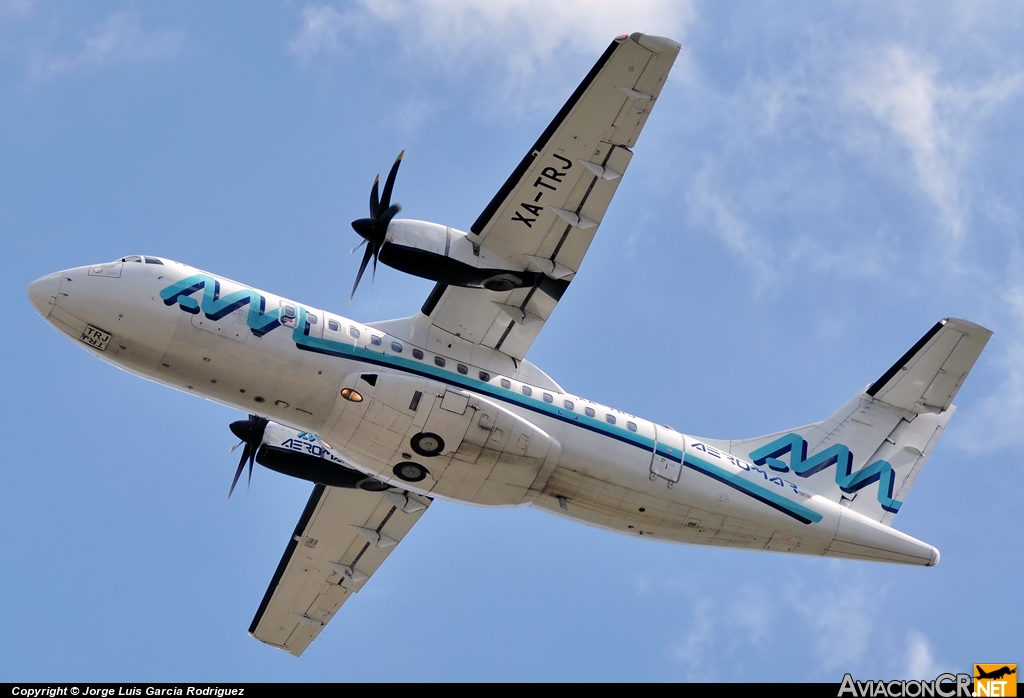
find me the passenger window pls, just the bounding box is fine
[370,336,382,346]
[564,400,574,410]
[307,313,318,325]
[606,414,616,425]
[479,371,491,382]
[391,341,403,353]
[543,393,553,403]
[348,327,360,339]
[627,421,638,432]
[413,348,423,360]
[434,356,446,367]
[328,320,340,332]
[522,386,532,396]
[585,407,596,418]
[500,379,511,389]
[283,305,296,318]
[457,364,468,375]
[144,257,163,265]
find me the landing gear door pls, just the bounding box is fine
[650,425,685,485]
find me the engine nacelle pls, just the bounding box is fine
[381,219,563,292]
[256,420,389,491]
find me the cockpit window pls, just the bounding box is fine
[144,257,164,265]
[121,256,143,263]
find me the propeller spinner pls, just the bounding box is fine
[227,414,269,500]
[349,150,404,301]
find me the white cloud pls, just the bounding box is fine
[666,597,719,681]
[901,630,946,679]
[0,0,33,18]
[30,11,183,80]
[687,163,777,294]
[951,285,1024,453]
[656,566,951,681]
[287,4,348,64]
[792,583,875,674]
[288,0,695,84]
[842,45,1024,240]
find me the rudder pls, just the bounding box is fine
[704,318,991,525]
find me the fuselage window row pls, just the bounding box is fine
[332,319,648,438]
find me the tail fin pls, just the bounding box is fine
[708,318,992,525]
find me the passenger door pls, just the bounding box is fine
[650,424,685,485]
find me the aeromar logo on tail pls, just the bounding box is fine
[748,433,903,513]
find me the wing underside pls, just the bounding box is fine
[404,33,680,362]
[249,483,430,656]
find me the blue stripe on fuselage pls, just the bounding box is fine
[288,309,821,524]
[682,454,822,524]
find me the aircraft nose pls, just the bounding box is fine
[28,272,61,319]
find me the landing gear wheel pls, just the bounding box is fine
[410,432,445,457]
[393,462,428,483]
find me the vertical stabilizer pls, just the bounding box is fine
[706,318,991,525]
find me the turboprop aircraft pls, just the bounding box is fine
[27,32,992,657]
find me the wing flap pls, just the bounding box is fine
[249,484,431,656]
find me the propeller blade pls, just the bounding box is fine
[349,151,405,302]
[349,243,374,303]
[246,448,256,490]
[229,439,243,453]
[226,415,268,500]
[379,151,404,211]
[379,203,401,234]
[228,444,249,500]
[369,174,381,219]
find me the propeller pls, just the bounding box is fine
[227,414,269,500]
[349,150,404,301]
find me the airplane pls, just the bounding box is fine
[27,32,993,657]
[976,666,1017,681]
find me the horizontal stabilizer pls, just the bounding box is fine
[866,318,992,414]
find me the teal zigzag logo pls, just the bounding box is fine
[747,434,902,513]
[159,273,283,336]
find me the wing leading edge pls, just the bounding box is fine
[249,484,431,656]
[377,33,680,363]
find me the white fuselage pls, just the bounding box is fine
[28,257,940,566]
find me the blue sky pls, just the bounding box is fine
[3,0,1022,682]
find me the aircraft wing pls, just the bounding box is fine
[249,483,431,656]
[416,32,680,361]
